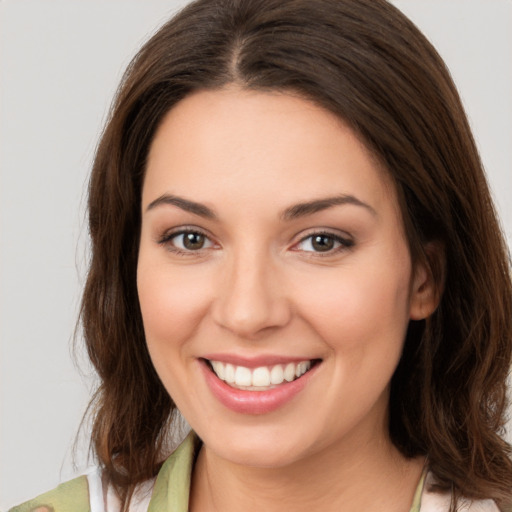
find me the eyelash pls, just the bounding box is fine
[157,227,214,256]
[157,228,354,256]
[293,231,354,256]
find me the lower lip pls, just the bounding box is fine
[200,360,319,415]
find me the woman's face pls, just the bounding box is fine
[137,88,431,468]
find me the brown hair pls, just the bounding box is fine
[81,0,512,509]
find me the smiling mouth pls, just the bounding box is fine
[204,359,321,391]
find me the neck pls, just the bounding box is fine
[189,426,425,512]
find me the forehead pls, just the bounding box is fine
[143,87,397,219]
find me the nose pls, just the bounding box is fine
[211,247,291,339]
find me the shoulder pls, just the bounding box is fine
[6,433,198,512]
[7,467,155,512]
[8,475,90,512]
[420,471,500,512]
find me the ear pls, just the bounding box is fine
[409,242,445,321]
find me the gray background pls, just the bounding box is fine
[1,0,511,507]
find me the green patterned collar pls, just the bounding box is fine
[147,431,200,512]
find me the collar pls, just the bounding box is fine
[147,431,430,512]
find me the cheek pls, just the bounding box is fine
[290,258,413,430]
[136,258,216,408]
[136,259,212,350]
[291,258,412,354]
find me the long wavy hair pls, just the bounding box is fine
[80,0,512,509]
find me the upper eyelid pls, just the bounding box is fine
[157,228,217,255]
[291,230,354,253]
[294,228,353,243]
[157,225,212,242]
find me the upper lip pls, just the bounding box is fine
[201,353,321,368]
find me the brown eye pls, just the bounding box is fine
[182,232,206,250]
[163,230,214,252]
[295,232,354,254]
[311,234,335,252]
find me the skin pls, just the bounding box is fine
[137,87,439,511]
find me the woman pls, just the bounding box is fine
[10,0,512,511]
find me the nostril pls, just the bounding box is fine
[211,262,292,337]
[211,292,292,338]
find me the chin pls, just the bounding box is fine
[194,420,321,469]
[215,441,305,468]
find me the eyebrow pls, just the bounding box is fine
[145,193,376,220]
[146,194,217,219]
[281,195,377,220]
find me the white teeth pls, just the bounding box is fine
[211,361,225,380]
[270,364,284,385]
[284,363,296,382]
[209,359,314,389]
[225,363,235,383]
[252,366,270,387]
[234,366,252,386]
[296,361,310,377]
